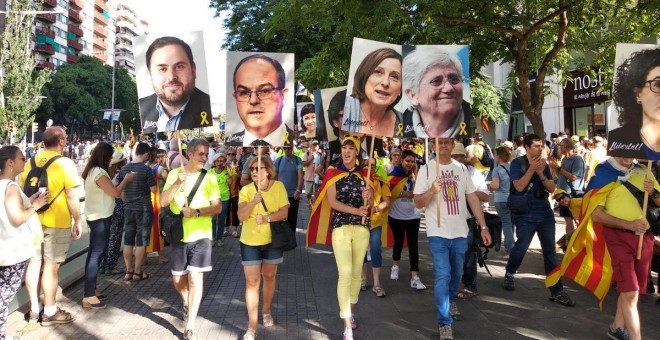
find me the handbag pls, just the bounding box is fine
[620,180,660,235]
[254,183,297,251]
[160,170,207,244]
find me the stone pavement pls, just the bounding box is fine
[6,201,660,339]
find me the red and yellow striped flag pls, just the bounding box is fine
[546,182,618,308]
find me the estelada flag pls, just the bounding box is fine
[545,182,617,308]
[306,166,374,247]
[367,174,395,248]
[378,172,416,248]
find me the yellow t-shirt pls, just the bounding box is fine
[20,150,80,228]
[239,181,290,246]
[163,168,220,243]
[600,170,660,222]
[370,178,391,228]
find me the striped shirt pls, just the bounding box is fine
[119,162,156,211]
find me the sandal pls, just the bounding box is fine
[457,288,478,299]
[360,279,369,291]
[263,313,274,327]
[123,271,134,281]
[132,272,150,281]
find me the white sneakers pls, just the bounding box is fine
[411,276,427,290]
[390,265,400,280]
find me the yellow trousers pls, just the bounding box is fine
[332,225,369,319]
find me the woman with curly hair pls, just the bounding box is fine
[608,47,660,160]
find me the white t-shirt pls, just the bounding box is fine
[84,167,115,220]
[413,159,476,239]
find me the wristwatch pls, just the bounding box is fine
[267,215,272,223]
[195,209,201,217]
[480,225,489,230]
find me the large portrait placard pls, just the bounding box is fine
[342,38,403,138]
[401,44,471,139]
[607,43,660,160]
[224,52,295,147]
[134,31,213,134]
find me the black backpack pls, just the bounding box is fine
[23,156,64,213]
[479,142,495,168]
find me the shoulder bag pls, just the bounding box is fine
[620,180,660,235]
[161,170,207,244]
[254,182,297,251]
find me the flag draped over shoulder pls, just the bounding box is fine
[381,166,414,248]
[368,174,395,248]
[546,181,618,308]
[306,166,372,247]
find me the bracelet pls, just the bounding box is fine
[651,189,660,199]
[480,226,489,230]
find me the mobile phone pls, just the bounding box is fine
[39,187,47,194]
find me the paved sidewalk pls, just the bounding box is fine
[7,202,660,339]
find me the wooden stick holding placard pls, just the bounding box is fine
[362,136,375,225]
[177,131,188,208]
[257,147,262,229]
[425,138,429,164]
[435,139,441,225]
[636,160,653,260]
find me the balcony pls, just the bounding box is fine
[36,27,55,39]
[69,9,82,23]
[117,43,133,53]
[68,24,84,37]
[95,0,109,12]
[70,0,84,10]
[117,21,137,35]
[36,13,56,23]
[94,24,108,38]
[43,0,56,8]
[67,55,79,63]
[96,53,108,63]
[94,11,109,25]
[68,39,83,51]
[36,60,55,70]
[93,38,107,50]
[34,44,55,55]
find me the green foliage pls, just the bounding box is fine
[211,0,660,136]
[470,76,508,123]
[0,0,51,142]
[37,56,139,140]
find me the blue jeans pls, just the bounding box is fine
[494,201,515,251]
[462,228,477,292]
[367,227,383,268]
[212,200,230,240]
[506,200,563,295]
[428,236,467,326]
[84,217,111,297]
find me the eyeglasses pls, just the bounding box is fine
[643,79,660,94]
[227,153,236,155]
[249,166,266,172]
[422,74,463,88]
[555,194,569,200]
[233,87,283,102]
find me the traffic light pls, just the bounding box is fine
[32,122,38,133]
[8,120,15,134]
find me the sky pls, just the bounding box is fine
[130,0,227,52]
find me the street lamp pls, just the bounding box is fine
[95,50,132,142]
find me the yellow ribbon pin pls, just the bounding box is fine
[396,123,403,136]
[200,111,210,125]
[459,122,467,136]
[283,131,290,145]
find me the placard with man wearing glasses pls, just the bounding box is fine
[225,52,295,147]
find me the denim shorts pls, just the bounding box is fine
[123,208,153,247]
[240,242,283,266]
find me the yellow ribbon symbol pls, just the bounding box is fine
[396,123,403,136]
[459,122,467,136]
[283,131,290,145]
[200,111,210,125]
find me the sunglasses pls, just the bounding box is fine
[249,166,266,172]
[227,153,236,155]
[555,194,569,200]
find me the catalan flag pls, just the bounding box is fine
[306,166,374,247]
[381,171,413,248]
[545,182,618,308]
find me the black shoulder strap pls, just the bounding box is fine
[186,169,207,205]
[500,164,510,176]
[620,180,644,207]
[253,181,271,212]
[37,155,62,170]
[275,157,283,172]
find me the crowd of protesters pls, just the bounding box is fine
[1,127,659,340]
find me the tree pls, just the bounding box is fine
[0,0,51,142]
[37,55,139,140]
[211,0,660,136]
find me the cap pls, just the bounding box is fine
[570,135,580,142]
[593,136,603,144]
[502,141,514,149]
[552,189,568,200]
[342,135,361,147]
[205,132,215,139]
[110,150,126,165]
[451,142,466,156]
[212,152,226,163]
[282,145,293,149]
[312,140,319,144]
[302,142,309,148]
